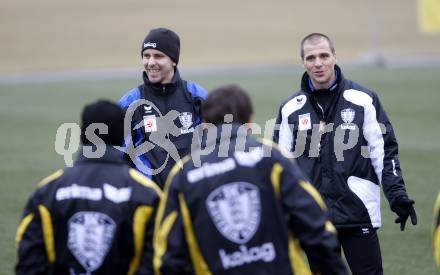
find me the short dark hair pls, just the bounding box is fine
[80,100,124,146]
[300,33,335,59]
[202,85,253,126]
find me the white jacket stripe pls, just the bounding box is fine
[347,176,381,227]
[343,89,384,184]
[279,96,307,153]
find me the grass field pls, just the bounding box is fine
[2,0,440,73]
[1,67,439,274]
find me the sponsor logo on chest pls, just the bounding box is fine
[142,111,194,134]
[298,113,312,131]
[143,115,158,133]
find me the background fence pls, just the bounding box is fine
[1,0,439,73]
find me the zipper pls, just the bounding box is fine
[163,85,171,139]
[317,102,325,118]
[315,101,325,163]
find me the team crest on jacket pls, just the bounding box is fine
[341,108,356,130]
[206,182,261,244]
[341,108,355,123]
[67,212,116,272]
[179,112,194,134]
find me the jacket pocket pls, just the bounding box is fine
[345,176,381,227]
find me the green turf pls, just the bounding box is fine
[1,67,439,274]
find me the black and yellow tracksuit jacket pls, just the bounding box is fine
[154,125,348,275]
[15,147,162,275]
[434,192,440,269]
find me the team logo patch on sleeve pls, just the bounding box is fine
[206,182,261,244]
[67,212,116,273]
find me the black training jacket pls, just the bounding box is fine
[274,65,410,228]
[15,147,162,275]
[119,69,207,188]
[154,125,348,275]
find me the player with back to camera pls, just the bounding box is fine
[154,84,349,275]
[16,100,161,275]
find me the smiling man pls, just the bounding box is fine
[119,28,207,188]
[274,33,417,275]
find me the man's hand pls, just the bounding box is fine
[392,198,417,231]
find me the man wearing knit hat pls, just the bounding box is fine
[119,27,207,188]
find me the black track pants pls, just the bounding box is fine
[338,227,383,275]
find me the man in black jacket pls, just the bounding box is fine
[119,27,207,189]
[15,100,162,275]
[274,33,417,275]
[154,85,348,275]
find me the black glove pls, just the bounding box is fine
[392,198,417,231]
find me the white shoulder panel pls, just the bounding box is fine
[343,89,384,184]
[278,95,307,153]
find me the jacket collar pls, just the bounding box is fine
[142,68,182,95]
[75,145,127,165]
[301,64,344,94]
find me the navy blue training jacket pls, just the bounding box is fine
[119,69,207,188]
[274,65,410,228]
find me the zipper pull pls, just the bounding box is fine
[317,102,324,118]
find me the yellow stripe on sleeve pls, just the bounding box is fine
[38,170,63,188]
[38,205,55,263]
[15,213,34,248]
[435,226,440,268]
[179,194,212,275]
[127,206,154,275]
[434,193,440,227]
[155,155,191,231]
[129,168,163,197]
[434,193,440,268]
[271,163,283,199]
[325,220,337,234]
[153,211,177,275]
[299,180,327,210]
[287,233,312,275]
[153,156,191,275]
